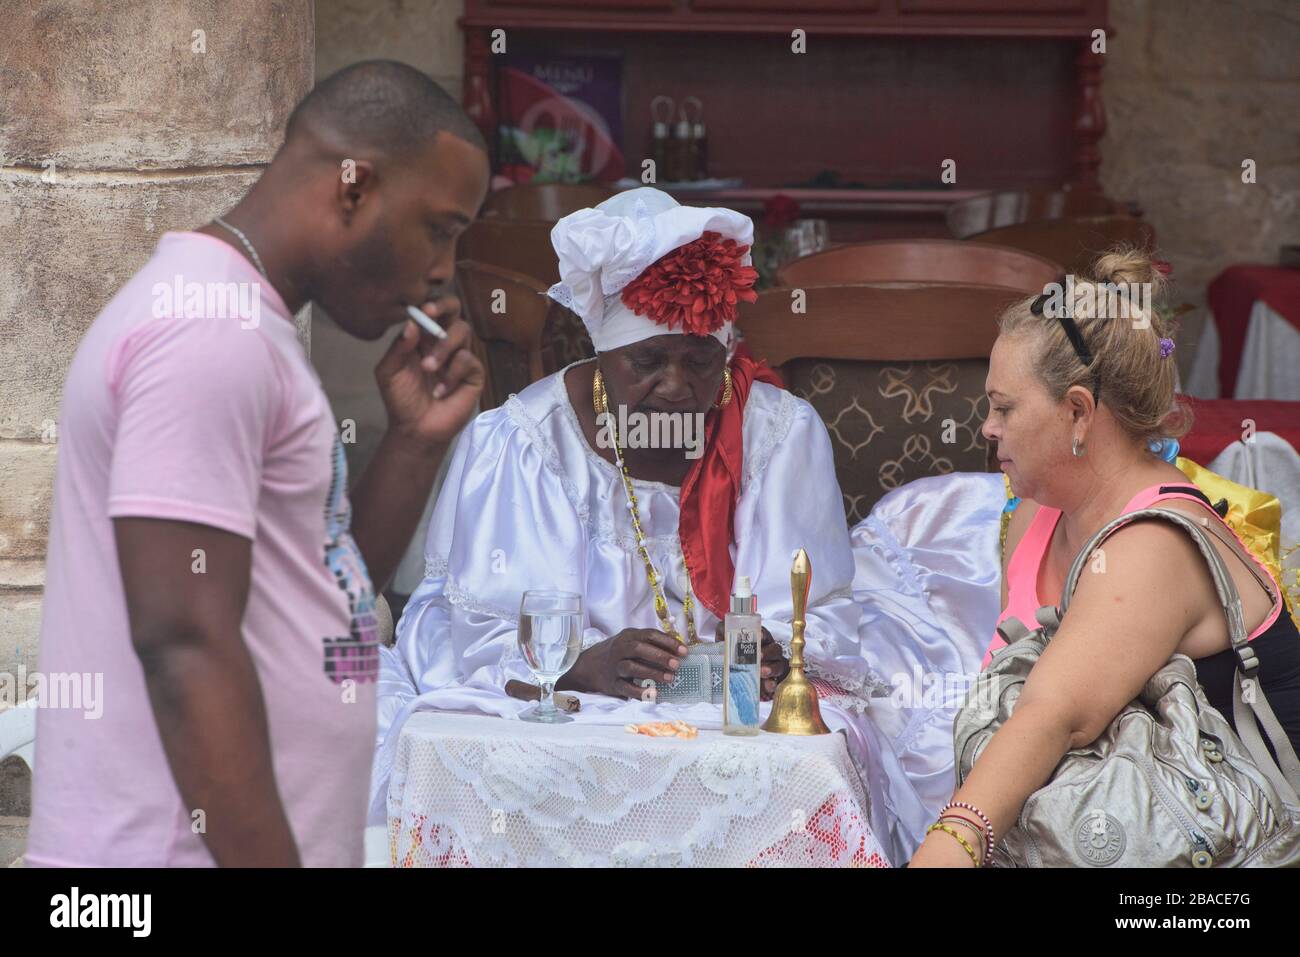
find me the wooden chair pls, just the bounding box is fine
[456,260,596,408]
[967,215,1156,279]
[946,188,1133,240]
[482,183,616,221]
[544,299,596,371]
[459,219,560,286]
[738,283,1008,523]
[776,238,1061,294]
[456,260,553,410]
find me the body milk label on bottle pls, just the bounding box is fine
[724,576,761,734]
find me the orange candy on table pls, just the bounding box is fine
[623,720,699,739]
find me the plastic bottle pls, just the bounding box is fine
[723,576,762,735]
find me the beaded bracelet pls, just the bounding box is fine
[941,801,995,865]
[938,815,986,851]
[926,822,981,867]
[941,811,993,866]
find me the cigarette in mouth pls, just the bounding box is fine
[406,303,448,340]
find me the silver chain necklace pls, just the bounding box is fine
[214,217,268,279]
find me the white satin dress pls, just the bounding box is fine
[371,360,1004,864]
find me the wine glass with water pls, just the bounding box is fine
[517,590,583,724]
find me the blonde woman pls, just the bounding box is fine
[910,249,1300,867]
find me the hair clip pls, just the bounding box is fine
[1029,276,1100,403]
[1159,337,1175,359]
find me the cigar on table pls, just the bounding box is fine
[505,680,580,713]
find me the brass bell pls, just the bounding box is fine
[762,549,831,735]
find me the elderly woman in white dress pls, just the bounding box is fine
[369,187,944,863]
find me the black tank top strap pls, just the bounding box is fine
[1141,483,1276,601]
[1155,483,1229,517]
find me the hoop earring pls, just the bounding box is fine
[1072,436,1085,458]
[714,367,734,409]
[593,367,608,415]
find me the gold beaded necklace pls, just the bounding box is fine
[594,368,700,646]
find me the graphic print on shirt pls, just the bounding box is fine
[322,432,380,684]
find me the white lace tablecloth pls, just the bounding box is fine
[386,711,891,868]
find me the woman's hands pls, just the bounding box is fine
[559,628,688,700]
[375,298,483,450]
[559,623,791,701]
[758,630,790,700]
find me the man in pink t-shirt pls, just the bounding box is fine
[26,61,488,866]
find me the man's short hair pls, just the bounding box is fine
[285,59,487,159]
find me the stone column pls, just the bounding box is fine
[0,0,313,855]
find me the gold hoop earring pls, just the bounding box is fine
[593,367,608,415]
[715,367,734,409]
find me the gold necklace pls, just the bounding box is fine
[594,368,700,645]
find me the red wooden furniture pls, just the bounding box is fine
[461,1,1112,241]
[482,183,617,220]
[946,187,1134,239]
[458,219,560,285]
[739,282,1011,367]
[776,238,1061,291]
[736,281,1011,519]
[967,215,1155,279]
[456,260,552,410]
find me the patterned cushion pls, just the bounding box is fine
[785,358,993,524]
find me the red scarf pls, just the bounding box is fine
[679,351,784,619]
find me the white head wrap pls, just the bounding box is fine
[546,187,755,353]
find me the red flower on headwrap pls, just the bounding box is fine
[620,231,759,336]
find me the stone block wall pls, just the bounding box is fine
[312,0,466,481]
[1102,0,1300,382]
[0,0,314,862]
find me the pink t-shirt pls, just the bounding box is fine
[27,232,379,867]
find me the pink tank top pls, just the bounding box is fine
[985,483,1284,668]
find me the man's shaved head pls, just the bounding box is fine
[284,59,487,158]
[247,59,489,340]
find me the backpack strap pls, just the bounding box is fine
[995,616,1034,647]
[1052,505,1300,801]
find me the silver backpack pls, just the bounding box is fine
[954,505,1300,867]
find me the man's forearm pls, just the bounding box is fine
[137,637,300,866]
[349,428,448,593]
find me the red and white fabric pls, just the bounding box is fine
[1186,266,1300,400]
